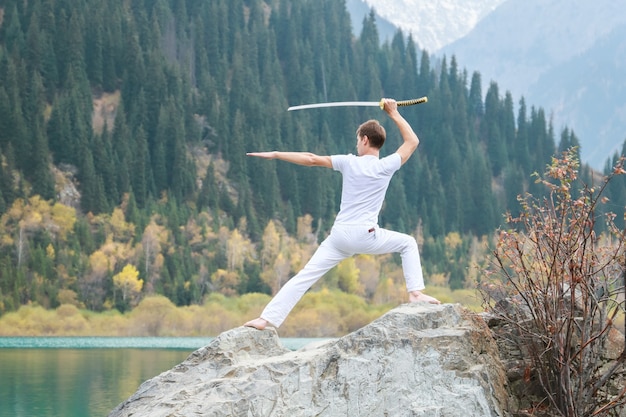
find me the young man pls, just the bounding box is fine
[244,98,440,330]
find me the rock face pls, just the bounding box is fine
[108,303,510,417]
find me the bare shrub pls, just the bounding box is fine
[483,149,626,416]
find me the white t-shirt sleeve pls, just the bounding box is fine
[331,154,352,172]
[382,152,402,173]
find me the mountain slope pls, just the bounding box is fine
[346,0,398,42]
[354,0,504,52]
[528,23,626,166]
[439,0,626,168]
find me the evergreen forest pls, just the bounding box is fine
[1,0,626,325]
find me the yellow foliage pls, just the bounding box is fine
[288,242,304,272]
[428,272,448,287]
[337,257,363,295]
[445,231,462,251]
[57,289,81,307]
[46,243,55,259]
[183,217,205,248]
[279,289,380,337]
[260,252,290,295]
[129,295,176,336]
[56,304,89,334]
[236,292,271,316]
[0,285,483,337]
[0,304,58,335]
[354,254,380,299]
[261,220,281,268]
[296,214,315,243]
[282,308,341,337]
[423,287,483,311]
[56,303,80,318]
[89,250,109,275]
[1,234,13,246]
[110,207,135,242]
[113,264,143,303]
[100,238,135,270]
[51,202,76,241]
[6,198,26,221]
[141,218,169,287]
[198,303,240,334]
[210,268,240,296]
[86,310,129,335]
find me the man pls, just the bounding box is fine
[244,98,440,331]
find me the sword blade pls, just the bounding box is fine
[287,101,380,111]
[287,96,427,111]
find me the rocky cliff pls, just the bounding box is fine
[108,303,510,416]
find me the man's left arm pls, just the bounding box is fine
[247,151,332,168]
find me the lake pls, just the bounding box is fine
[0,336,323,417]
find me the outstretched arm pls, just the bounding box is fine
[381,98,420,165]
[247,151,332,168]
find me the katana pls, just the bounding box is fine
[287,96,427,111]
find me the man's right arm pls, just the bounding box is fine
[381,99,420,165]
[247,151,332,168]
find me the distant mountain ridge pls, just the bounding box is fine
[524,22,626,168]
[350,0,504,52]
[351,0,626,169]
[346,0,399,43]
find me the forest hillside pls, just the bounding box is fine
[1,0,625,329]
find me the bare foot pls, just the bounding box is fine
[409,291,441,304]
[244,317,268,330]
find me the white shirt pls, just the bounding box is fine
[331,153,401,226]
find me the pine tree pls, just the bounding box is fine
[514,98,531,174]
[198,163,218,211]
[468,72,484,119]
[92,126,119,206]
[131,125,150,207]
[483,82,507,176]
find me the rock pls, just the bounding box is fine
[108,303,510,417]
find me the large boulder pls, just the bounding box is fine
[109,303,510,416]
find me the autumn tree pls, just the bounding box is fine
[210,268,239,296]
[79,250,109,311]
[337,257,363,295]
[50,202,77,242]
[261,220,280,270]
[261,252,291,296]
[217,227,254,284]
[129,295,177,336]
[140,217,168,293]
[113,264,143,311]
[258,220,288,295]
[354,254,380,299]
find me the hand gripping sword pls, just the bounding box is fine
[287,96,427,111]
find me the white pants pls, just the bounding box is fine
[260,224,425,327]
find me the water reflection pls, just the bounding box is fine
[1,348,191,417]
[0,337,327,417]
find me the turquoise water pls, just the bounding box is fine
[0,337,326,417]
[0,336,213,349]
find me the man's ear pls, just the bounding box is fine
[362,135,369,146]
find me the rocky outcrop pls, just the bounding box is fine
[108,303,510,417]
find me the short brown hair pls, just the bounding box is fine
[356,120,386,149]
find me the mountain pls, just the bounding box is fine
[348,0,504,52]
[351,0,626,169]
[438,0,626,169]
[346,0,398,42]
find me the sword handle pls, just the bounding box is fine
[379,96,428,109]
